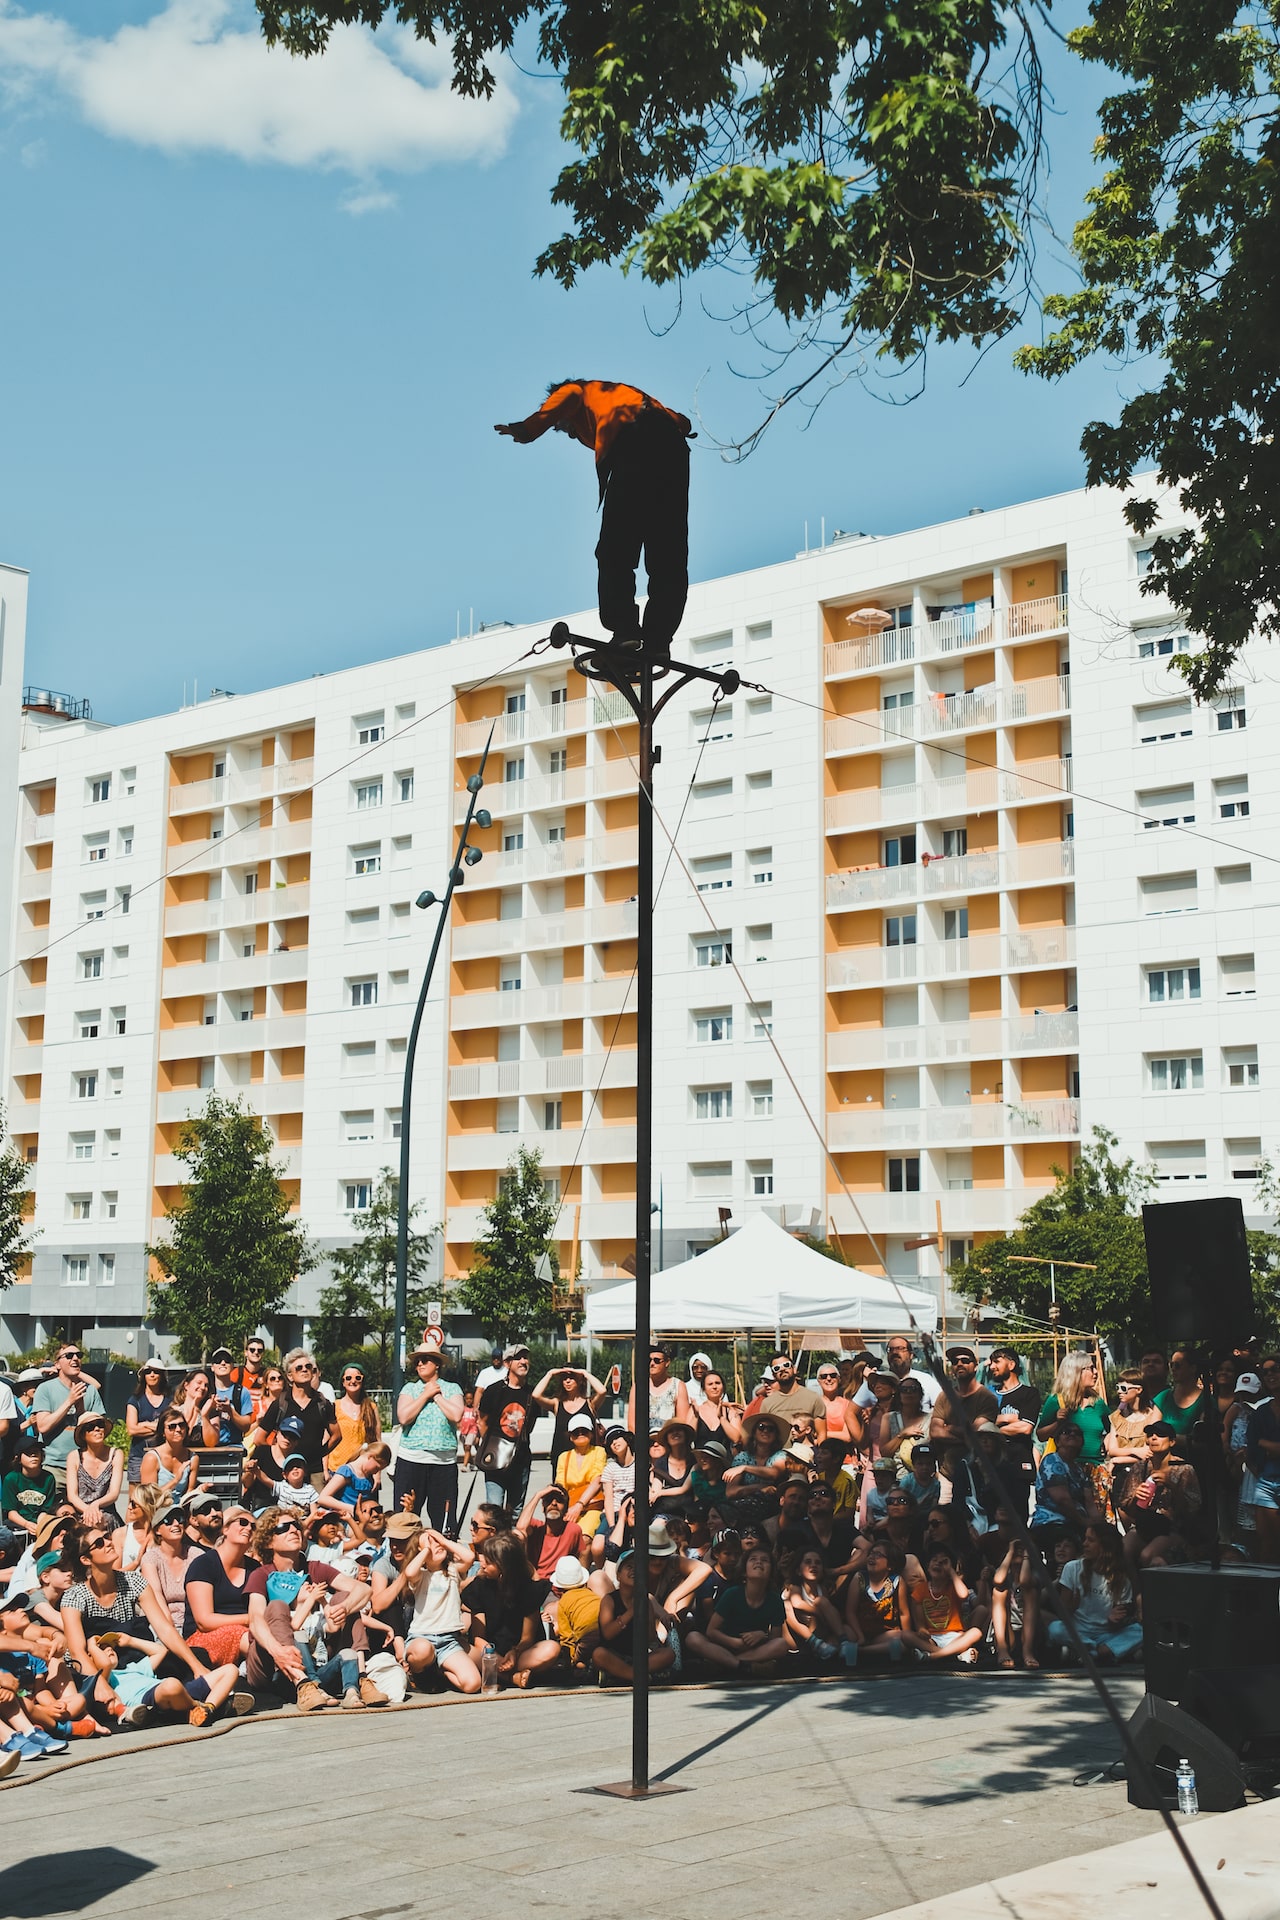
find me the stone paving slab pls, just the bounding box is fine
[0,1673,1164,1920]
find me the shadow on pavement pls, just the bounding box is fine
[0,1847,155,1917]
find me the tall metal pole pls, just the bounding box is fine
[391,734,493,1401]
[630,659,654,1791]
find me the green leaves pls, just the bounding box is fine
[147,1094,315,1361]
[312,1170,438,1386]
[1018,0,1280,697]
[0,1105,35,1294]
[457,1145,562,1343]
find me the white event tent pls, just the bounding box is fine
[582,1211,938,1338]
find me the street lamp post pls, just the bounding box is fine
[391,729,494,1401]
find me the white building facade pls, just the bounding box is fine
[1,480,1274,1355]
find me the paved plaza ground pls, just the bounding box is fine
[0,1671,1164,1919]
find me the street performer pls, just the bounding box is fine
[495,379,693,660]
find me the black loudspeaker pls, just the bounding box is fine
[1185,1666,1280,1766]
[1124,1692,1247,1810]
[1141,1565,1280,1702]
[1142,1195,1253,1349]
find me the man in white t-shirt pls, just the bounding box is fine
[852,1335,938,1412]
[473,1350,506,1396]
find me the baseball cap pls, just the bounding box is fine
[502,1342,530,1361]
[384,1512,423,1540]
[694,1438,729,1463]
[283,1454,308,1470]
[946,1345,977,1364]
[988,1345,1020,1364]
[1,1592,38,1616]
[566,1413,594,1435]
[210,1347,234,1363]
[278,1415,305,1439]
[1235,1372,1263,1397]
[35,1553,62,1575]
[183,1491,223,1516]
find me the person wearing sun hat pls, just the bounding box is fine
[548,1553,602,1671]
[552,1412,607,1536]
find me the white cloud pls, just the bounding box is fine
[0,0,518,174]
[339,185,396,216]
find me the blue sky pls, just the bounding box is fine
[0,1,1135,723]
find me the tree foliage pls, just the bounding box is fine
[147,1095,315,1361]
[257,0,1042,376]
[952,1127,1280,1346]
[457,1145,560,1343]
[311,1170,438,1386]
[0,1105,35,1293]
[1016,0,1280,697]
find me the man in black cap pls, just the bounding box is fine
[209,1348,253,1450]
[929,1346,999,1452]
[988,1346,1041,1505]
[477,1345,534,1512]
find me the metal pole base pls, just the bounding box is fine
[579,1781,691,1801]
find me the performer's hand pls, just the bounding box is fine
[494,421,535,442]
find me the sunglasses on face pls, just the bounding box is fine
[62,1352,82,1362]
[83,1535,112,1551]
[273,1521,301,1536]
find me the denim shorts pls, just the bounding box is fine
[1248,1479,1280,1513]
[408,1629,468,1661]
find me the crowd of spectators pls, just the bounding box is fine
[0,1325,1276,1775]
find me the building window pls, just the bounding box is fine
[76,1073,98,1101]
[689,1162,732,1198]
[549,749,568,775]
[1148,1055,1203,1092]
[71,1133,95,1161]
[885,915,917,947]
[746,696,772,733]
[342,1041,377,1075]
[748,847,773,886]
[543,1099,563,1131]
[1215,775,1250,819]
[82,894,106,921]
[352,845,381,876]
[355,782,383,810]
[349,978,378,1008]
[397,772,415,802]
[102,1192,118,1220]
[346,908,380,940]
[1141,872,1197,916]
[98,1252,116,1282]
[749,1080,773,1117]
[943,908,968,941]
[1135,698,1192,743]
[387,1109,403,1140]
[749,1162,774,1196]
[86,836,109,863]
[694,936,732,968]
[746,924,772,962]
[749,1001,773,1039]
[116,886,131,914]
[345,1182,373,1211]
[694,854,733,893]
[90,776,111,803]
[118,830,133,857]
[1221,953,1256,997]
[506,756,526,783]
[496,1100,519,1135]
[70,1195,93,1221]
[1216,691,1247,731]
[504,831,524,854]
[694,1087,732,1120]
[1149,1140,1207,1182]
[357,719,384,745]
[104,1130,120,1158]
[78,1012,100,1039]
[1227,1138,1263,1181]
[1146,966,1200,1004]
[344,1112,375,1141]
[693,705,734,744]
[694,1011,732,1045]
[888,1156,920,1192]
[112,1010,126,1036]
[506,691,527,715]
[1224,1046,1260,1089]
[746,771,772,795]
[1138,783,1195,829]
[1137,629,1191,658]
[64,1256,90,1286]
[500,961,522,992]
[884,833,917,867]
[693,778,734,808]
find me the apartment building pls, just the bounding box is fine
[1,479,1274,1356]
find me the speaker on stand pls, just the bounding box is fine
[1124,1693,1248,1810]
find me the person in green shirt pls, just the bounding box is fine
[2,1437,58,1541]
[1036,1353,1109,1464]
[1153,1347,1205,1436]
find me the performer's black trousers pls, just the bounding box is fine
[596,415,690,646]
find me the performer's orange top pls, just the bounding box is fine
[503,381,692,468]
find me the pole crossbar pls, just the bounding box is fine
[549,626,738,1798]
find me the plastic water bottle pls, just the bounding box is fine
[1176,1758,1199,1816]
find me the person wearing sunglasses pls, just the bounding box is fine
[183,1507,257,1668]
[139,1412,204,1501]
[140,1503,198,1632]
[255,1351,340,1485]
[65,1411,125,1532]
[31,1347,107,1492]
[626,1345,692,1437]
[243,1509,378,1710]
[325,1362,382,1477]
[125,1364,169,1486]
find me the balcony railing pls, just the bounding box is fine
[825,843,1072,911]
[447,976,635,1030]
[450,899,639,961]
[446,1123,637,1172]
[454,691,635,759]
[826,1097,1079,1150]
[447,1052,637,1100]
[165,881,311,936]
[826,1011,1079,1069]
[825,595,1069,678]
[826,926,1073,989]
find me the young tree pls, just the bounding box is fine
[0,1106,36,1293]
[147,1095,315,1361]
[953,1127,1280,1345]
[311,1171,438,1386]
[457,1145,560,1344]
